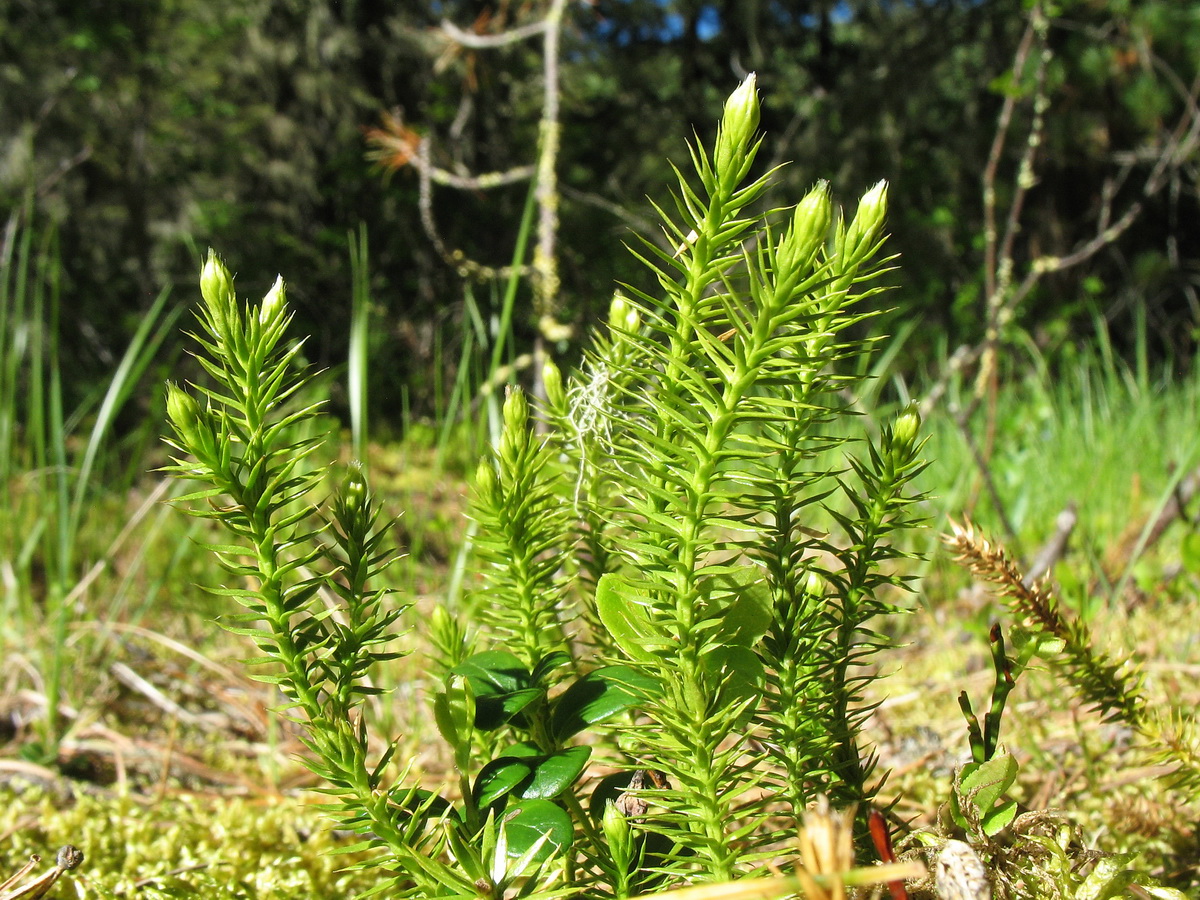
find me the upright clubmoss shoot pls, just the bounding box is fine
[164,80,928,899]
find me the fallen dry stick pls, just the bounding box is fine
[0,846,84,900]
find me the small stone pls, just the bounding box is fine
[935,840,991,900]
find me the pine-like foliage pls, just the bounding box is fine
[540,75,927,879]
[165,76,930,900]
[470,389,572,673]
[163,256,462,895]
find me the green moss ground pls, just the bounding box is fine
[0,788,382,900]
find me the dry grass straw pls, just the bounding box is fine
[0,845,82,900]
[630,796,923,900]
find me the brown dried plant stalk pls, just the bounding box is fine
[0,846,83,900]
[637,796,922,900]
[944,519,1200,795]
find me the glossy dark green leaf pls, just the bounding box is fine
[501,799,573,862]
[550,665,661,741]
[531,650,573,685]
[474,757,535,809]
[451,651,542,729]
[523,745,591,799]
[453,650,531,693]
[474,745,592,810]
[480,688,543,730]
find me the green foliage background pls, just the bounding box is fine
[3,0,1198,418]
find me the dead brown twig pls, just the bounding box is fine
[924,5,1200,554]
[0,846,83,900]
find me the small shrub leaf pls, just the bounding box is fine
[501,799,573,862]
[952,752,1019,835]
[474,758,535,809]
[451,651,543,729]
[523,746,591,799]
[550,665,660,740]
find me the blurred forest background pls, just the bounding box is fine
[2,0,1198,426]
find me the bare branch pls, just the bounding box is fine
[365,109,535,189]
[995,38,1049,300]
[440,17,547,49]
[428,163,536,191]
[560,185,665,248]
[533,0,567,322]
[415,137,533,284]
[377,1,571,348]
[981,14,1039,302]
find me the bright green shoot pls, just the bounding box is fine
[165,76,925,898]
[537,74,924,878]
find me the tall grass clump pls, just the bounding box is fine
[164,76,928,898]
[0,207,181,757]
[921,325,1200,593]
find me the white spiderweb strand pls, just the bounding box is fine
[566,360,614,510]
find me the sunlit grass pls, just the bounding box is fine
[1,215,1197,896]
[917,332,1200,613]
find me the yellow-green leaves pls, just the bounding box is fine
[470,385,571,669]
[199,249,238,342]
[341,463,367,513]
[777,180,832,276]
[843,180,889,267]
[500,388,529,451]
[259,275,287,328]
[892,402,922,452]
[542,359,566,414]
[951,752,1020,837]
[164,381,217,463]
[607,292,640,334]
[199,248,234,312]
[163,74,927,898]
[714,73,761,187]
[164,381,200,443]
[166,252,419,889]
[434,673,477,768]
[594,571,773,712]
[882,402,924,483]
[196,250,292,367]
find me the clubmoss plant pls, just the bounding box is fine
[536,76,925,875]
[164,259,438,886]
[165,76,928,898]
[945,519,1200,796]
